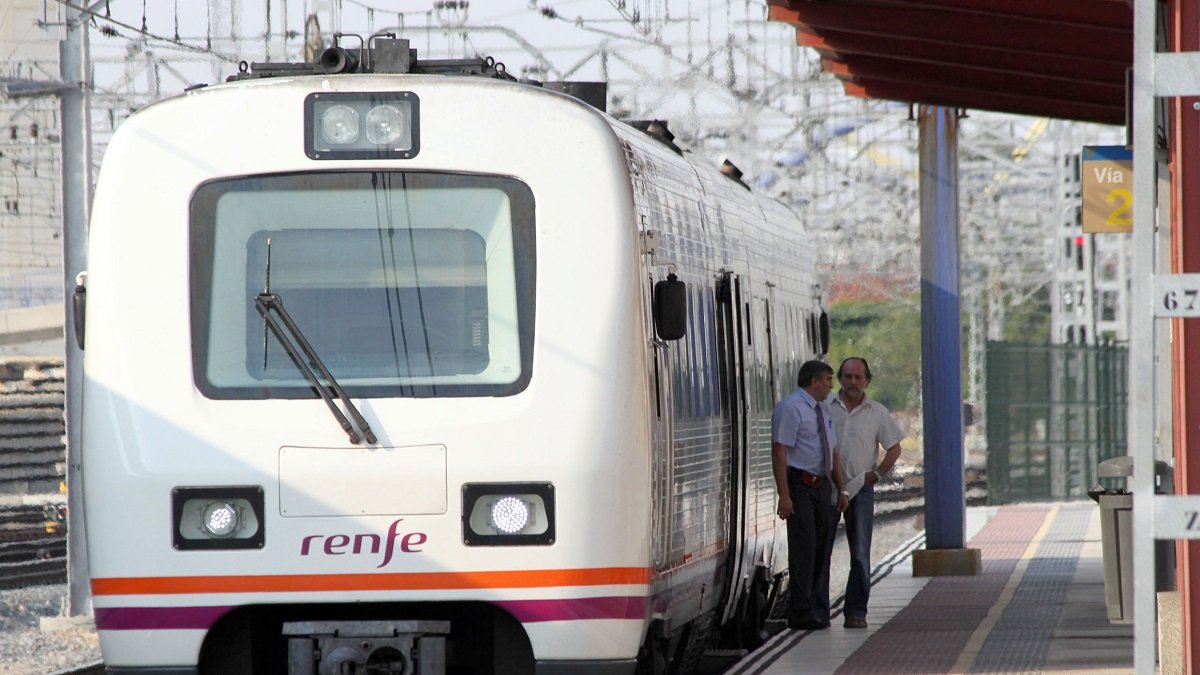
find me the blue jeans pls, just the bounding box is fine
[816,483,875,620]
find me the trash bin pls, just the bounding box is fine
[1089,456,1174,624]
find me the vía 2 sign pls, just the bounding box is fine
[1082,145,1133,234]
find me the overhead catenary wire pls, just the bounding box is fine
[50,0,241,62]
[0,0,1125,347]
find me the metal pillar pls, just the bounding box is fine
[918,105,966,550]
[61,4,92,617]
[1168,0,1200,669]
[1131,0,1160,672]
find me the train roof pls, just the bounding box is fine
[220,35,608,113]
[193,35,759,189]
[124,34,793,221]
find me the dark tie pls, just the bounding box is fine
[815,402,832,477]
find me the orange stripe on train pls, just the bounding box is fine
[91,566,653,596]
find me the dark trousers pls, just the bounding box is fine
[786,469,834,622]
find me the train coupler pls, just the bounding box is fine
[283,619,451,675]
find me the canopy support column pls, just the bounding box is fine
[913,104,980,577]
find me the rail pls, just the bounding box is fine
[0,502,67,589]
[0,357,69,591]
[47,661,104,675]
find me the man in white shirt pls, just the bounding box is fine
[820,356,904,629]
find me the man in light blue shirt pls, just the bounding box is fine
[772,360,848,631]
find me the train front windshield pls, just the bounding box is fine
[190,172,535,399]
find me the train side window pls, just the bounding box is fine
[781,305,794,381]
[818,311,830,355]
[653,273,687,340]
[805,312,816,355]
[703,289,720,415]
[794,307,804,373]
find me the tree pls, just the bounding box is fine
[827,297,922,411]
[1001,284,1052,343]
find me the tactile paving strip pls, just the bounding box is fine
[969,505,1090,673]
[833,505,1052,674]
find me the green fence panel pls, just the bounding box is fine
[985,341,1127,504]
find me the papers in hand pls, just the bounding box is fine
[844,472,866,500]
[831,471,868,506]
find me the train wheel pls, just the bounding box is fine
[672,610,714,675]
[737,570,771,649]
[635,629,669,675]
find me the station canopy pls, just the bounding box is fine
[767,0,1131,126]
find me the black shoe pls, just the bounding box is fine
[787,619,829,631]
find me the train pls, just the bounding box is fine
[77,36,829,675]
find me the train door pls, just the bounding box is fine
[722,283,782,643]
[734,288,781,644]
[763,286,779,402]
[754,289,780,540]
[647,265,675,574]
[715,271,751,622]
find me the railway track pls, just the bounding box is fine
[47,661,104,675]
[873,470,989,524]
[0,357,71,595]
[0,502,67,589]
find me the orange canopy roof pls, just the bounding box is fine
[767,0,1131,125]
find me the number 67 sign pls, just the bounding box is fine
[1082,145,1133,234]
[1155,275,1200,318]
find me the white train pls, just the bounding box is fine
[79,37,829,675]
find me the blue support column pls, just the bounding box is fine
[919,105,966,551]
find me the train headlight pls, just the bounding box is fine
[319,104,360,145]
[364,104,406,144]
[489,496,530,534]
[462,482,555,546]
[173,486,265,550]
[305,92,420,160]
[201,502,239,538]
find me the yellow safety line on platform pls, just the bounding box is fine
[949,504,1060,674]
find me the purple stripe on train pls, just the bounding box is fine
[94,605,234,630]
[94,596,646,630]
[494,596,646,622]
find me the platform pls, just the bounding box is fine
[727,502,1134,674]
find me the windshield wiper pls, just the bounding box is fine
[255,292,378,445]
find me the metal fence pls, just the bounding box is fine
[985,340,1127,504]
[0,270,64,311]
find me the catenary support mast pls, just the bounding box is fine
[61,0,92,617]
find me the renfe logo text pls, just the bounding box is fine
[300,518,428,568]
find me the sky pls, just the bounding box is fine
[78,1,893,186]
[30,1,1122,226]
[45,0,1129,302]
[82,1,811,91]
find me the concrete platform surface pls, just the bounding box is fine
[726,502,1134,674]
